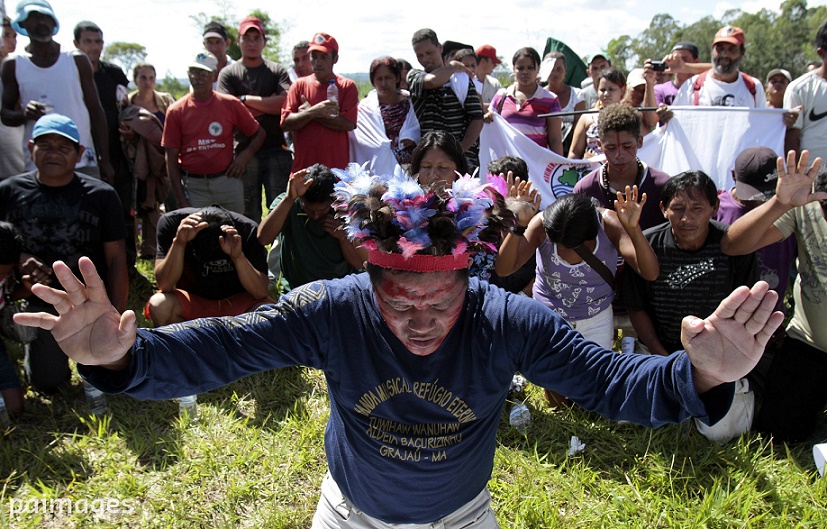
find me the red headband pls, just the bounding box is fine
[368,251,470,272]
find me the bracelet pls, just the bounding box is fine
[510,224,527,236]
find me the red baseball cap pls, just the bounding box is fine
[239,16,265,37]
[309,32,338,54]
[713,25,745,46]
[475,44,501,65]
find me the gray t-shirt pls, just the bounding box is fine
[218,60,292,151]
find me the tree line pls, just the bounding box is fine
[605,0,825,82]
[101,4,285,99]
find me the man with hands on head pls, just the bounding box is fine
[145,205,271,326]
[14,167,784,527]
[257,164,366,292]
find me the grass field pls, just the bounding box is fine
[0,259,825,528]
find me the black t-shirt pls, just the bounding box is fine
[619,220,758,352]
[0,171,126,281]
[94,61,129,144]
[156,208,268,300]
[217,60,291,151]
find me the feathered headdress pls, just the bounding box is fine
[332,163,504,272]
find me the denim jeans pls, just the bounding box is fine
[242,148,292,222]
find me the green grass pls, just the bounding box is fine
[0,258,825,528]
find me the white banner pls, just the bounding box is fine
[480,107,787,203]
[636,106,786,192]
[479,113,598,210]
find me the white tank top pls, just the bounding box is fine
[14,51,97,170]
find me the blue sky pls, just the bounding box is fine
[4,0,825,78]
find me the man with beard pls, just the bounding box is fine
[673,26,766,108]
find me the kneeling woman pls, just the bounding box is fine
[495,188,659,348]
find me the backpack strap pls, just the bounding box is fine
[495,87,507,115]
[740,73,757,103]
[693,70,708,106]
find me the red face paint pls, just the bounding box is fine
[374,271,466,356]
[602,130,639,174]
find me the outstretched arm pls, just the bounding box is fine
[12,257,136,370]
[682,281,785,394]
[722,150,826,255]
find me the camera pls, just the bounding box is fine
[650,60,668,72]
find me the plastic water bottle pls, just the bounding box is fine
[326,79,339,117]
[509,400,531,434]
[38,94,54,115]
[0,394,9,426]
[83,380,108,415]
[178,395,198,421]
[326,79,339,103]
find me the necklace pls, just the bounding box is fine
[600,159,644,208]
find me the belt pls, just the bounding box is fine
[182,170,225,179]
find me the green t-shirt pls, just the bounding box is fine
[272,193,356,291]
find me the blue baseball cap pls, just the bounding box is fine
[11,0,59,37]
[32,114,80,144]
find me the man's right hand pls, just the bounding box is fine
[286,169,312,201]
[19,254,52,290]
[448,60,475,78]
[24,101,48,122]
[13,257,136,369]
[175,212,208,244]
[775,150,827,208]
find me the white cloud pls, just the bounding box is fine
[13,0,826,80]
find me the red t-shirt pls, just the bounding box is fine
[162,92,260,174]
[281,74,358,171]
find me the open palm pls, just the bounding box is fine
[13,258,136,368]
[776,150,827,207]
[681,282,784,393]
[614,185,646,231]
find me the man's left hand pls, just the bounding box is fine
[682,281,785,394]
[219,225,243,259]
[783,106,801,129]
[226,154,251,178]
[320,214,346,241]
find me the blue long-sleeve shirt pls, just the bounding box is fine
[80,274,733,524]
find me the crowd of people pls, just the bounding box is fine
[1,0,827,526]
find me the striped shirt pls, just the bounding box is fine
[490,85,561,148]
[407,69,484,143]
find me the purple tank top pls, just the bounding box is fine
[532,212,617,321]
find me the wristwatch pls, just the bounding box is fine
[240,95,248,104]
[509,224,527,236]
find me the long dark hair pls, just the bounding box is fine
[542,194,598,248]
[409,131,468,176]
